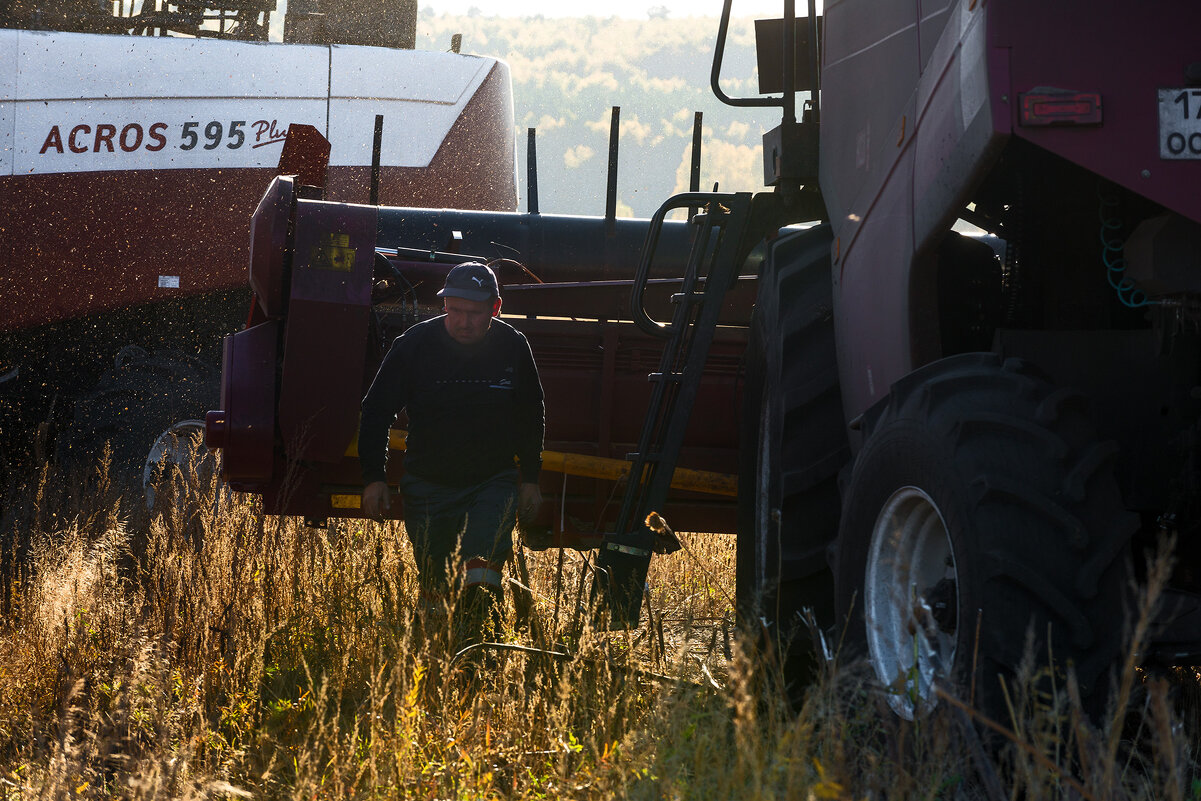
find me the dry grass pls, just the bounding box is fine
[1,452,1199,799]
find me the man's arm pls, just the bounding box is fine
[359,338,408,516]
[513,333,545,521]
[513,334,545,485]
[362,480,391,519]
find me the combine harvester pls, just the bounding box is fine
[25,0,1201,725]
[0,0,516,482]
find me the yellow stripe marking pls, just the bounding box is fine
[344,428,737,497]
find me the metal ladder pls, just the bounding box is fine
[598,190,756,626]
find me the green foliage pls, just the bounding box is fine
[416,12,786,217]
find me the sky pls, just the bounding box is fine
[421,1,790,18]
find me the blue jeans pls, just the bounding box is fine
[400,468,518,591]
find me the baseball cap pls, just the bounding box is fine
[437,262,499,303]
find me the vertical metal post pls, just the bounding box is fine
[783,0,796,123]
[689,111,703,218]
[605,106,620,236]
[689,111,703,193]
[369,114,383,206]
[808,0,820,116]
[527,127,540,214]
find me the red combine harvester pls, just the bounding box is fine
[191,0,1201,722]
[205,165,757,585]
[0,2,515,485]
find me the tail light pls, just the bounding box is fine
[1019,89,1103,127]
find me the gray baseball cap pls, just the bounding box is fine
[437,262,499,302]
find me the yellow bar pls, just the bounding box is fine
[331,494,362,509]
[539,450,737,497]
[345,428,736,497]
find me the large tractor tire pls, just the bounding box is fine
[835,353,1137,720]
[62,347,219,498]
[737,224,850,694]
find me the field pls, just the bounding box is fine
[1,454,1199,799]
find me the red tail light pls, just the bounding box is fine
[1019,90,1103,126]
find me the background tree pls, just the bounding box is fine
[418,10,786,217]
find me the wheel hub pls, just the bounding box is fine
[864,486,959,719]
[923,577,958,634]
[143,419,209,509]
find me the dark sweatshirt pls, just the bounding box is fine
[359,316,545,487]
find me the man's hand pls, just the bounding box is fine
[362,480,391,520]
[518,482,542,522]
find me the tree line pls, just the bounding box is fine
[418,10,790,218]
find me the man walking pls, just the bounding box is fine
[359,261,544,637]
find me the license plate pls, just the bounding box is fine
[1159,88,1201,159]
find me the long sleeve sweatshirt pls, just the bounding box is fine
[359,316,545,487]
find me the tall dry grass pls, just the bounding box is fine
[1,450,1199,799]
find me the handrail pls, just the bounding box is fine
[710,0,820,119]
[629,192,737,338]
[710,0,781,108]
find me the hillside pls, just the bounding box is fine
[416,11,790,217]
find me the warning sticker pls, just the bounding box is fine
[308,233,356,272]
[158,275,180,288]
[331,494,362,509]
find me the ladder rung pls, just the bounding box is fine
[626,452,660,462]
[648,372,684,382]
[670,292,707,304]
[690,209,729,226]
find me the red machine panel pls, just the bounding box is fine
[209,320,279,486]
[277,200,378,463]
[249,176,296,319]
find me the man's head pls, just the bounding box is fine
[438,262,501,345]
